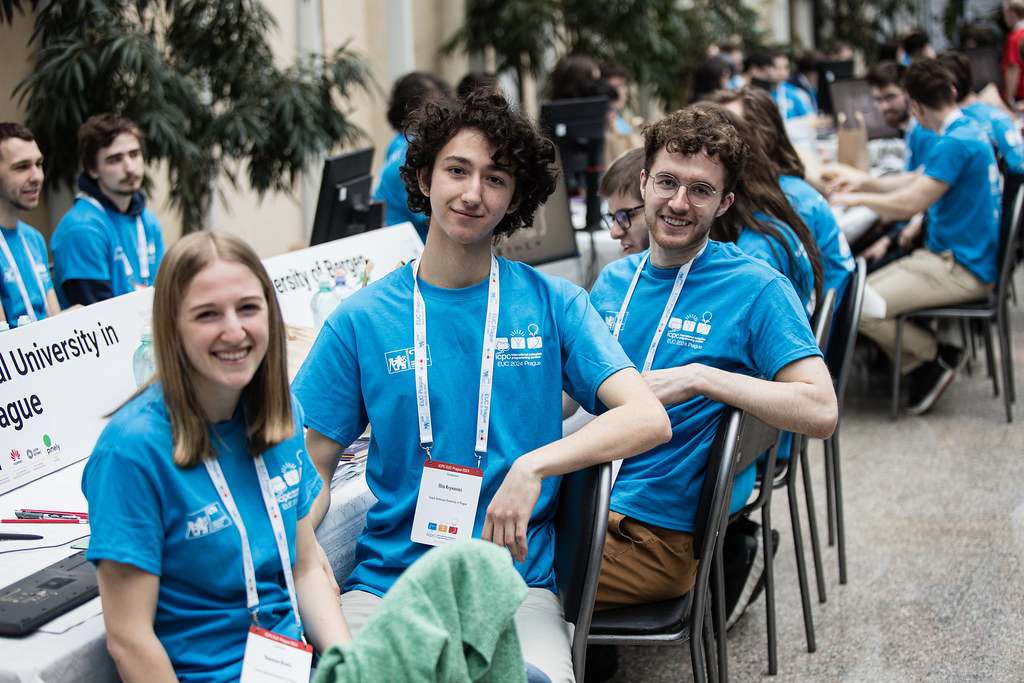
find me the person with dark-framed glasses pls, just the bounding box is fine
[598,148,649,255]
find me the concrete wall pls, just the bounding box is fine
[0,0,467,257]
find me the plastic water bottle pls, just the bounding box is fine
[333,271,354,303]
[15,315,30,328]
[132,323,156,387]
[311,279,341,331]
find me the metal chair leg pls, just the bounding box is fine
[982,321,999,397]
[824,436,836,547]
[960,319,973,376]
[832,432,848,585]
[799,438,827,604]
[787,444,818,653]
[997,311,1014,422]
[762,506,778,675]
[703,589,719,683]
[892,318,904,420]
[713,533,729,682]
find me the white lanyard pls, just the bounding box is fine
[412,255,500,467]
[612,243,707,373]
[76,194,151,283]
[0,228,46,322]
[204,454,304,638]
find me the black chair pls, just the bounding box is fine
[554,462,612,682]
[581,409,779,683]
[820,258,867,586]
[891,185,1022,421]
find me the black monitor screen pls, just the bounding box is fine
[310,148,380,246]
[829,77,901,140]
[539,96,608,231]
[816,60,855,115]
[965,47,1003,94]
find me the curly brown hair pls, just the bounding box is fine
[641,106,750,195]
[399,90,559,241]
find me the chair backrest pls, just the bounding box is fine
[813,289,837,348]
[825,257,867,412]
[553,462,611,679]
[692,409,780,560]
[996,183,1024,306]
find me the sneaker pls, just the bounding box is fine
[906,344,961,415]
[723,520,780,630]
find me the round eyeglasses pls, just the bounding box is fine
[602,204,645,231]
[648,173,720,207]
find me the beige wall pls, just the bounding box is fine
[0,0,467,256]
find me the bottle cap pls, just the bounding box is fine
[16,315,31,327]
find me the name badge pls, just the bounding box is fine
[410,459,483,547]
[239,626,313,683]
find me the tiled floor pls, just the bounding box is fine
[607,271,1024,682]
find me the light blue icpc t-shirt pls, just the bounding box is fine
[906,119,939,171]
[83,386,322,683]
[0,221,53,326]
[780,175,855,305]
[736,211,816,317]
[773,82,814,119]
[372,144,429,243]
[922,115,1001,284]
[962,101,1024,175]
[589,241,821,532]
[384,132,408,166]
[292,258,632,597]
[50,197,164,305]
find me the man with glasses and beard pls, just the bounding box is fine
[51,114,164,306]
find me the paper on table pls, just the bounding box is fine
[36,596,103,634]
[860,283,887,319]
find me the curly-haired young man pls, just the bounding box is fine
[294,91,671,682]
[588,105,836,613]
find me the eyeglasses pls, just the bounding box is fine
[602,204,645,231]
[648,173,720,207]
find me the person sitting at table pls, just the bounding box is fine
[293,90,671,683]
[373,71,454,242]
[598,147,650,256]
[709,87,855,306]
[0,122,60,328]
[83,232,352,682]
[744,49,815,120]
[830,58,1002,415]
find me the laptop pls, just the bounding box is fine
[0,551,98,636]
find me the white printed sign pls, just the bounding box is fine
[0,224,423,497]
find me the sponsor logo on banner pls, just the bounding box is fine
[26,447,41,460]
[43,433,61,455]
[10,449,22,465]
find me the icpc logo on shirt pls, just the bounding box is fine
[666,311,713,350]
[496,322,544,368]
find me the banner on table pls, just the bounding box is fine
[0,224,422,496]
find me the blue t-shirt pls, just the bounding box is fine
[51,197,164,306]
[372,148,429,242]
[0,221,53,326]
[735,212,816,316]
[921,115,1002,284]
[780,175,855,305]
[83,386,322,683]
[905,120,938,171]
[773,82,814,119]
[384,132,408,166]
[962,101,1024,175]
[589,241,821,532]
[293,258,632,597]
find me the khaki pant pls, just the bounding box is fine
[341,586,576,683]
[859,249,991,373]
[594,511,697,610]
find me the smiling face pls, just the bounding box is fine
[606,190,649,254]
[90,132,144,199]
[641,148,734,262]
[177,258,269,417]
[0,137,44,214]
[419,128,516,248]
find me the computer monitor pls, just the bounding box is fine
[539,96,609,231]
[816,59,856,115]
[829,77,901,140]
[309,147,383,246]
[965,47,1003,94]
[493,150,577,266]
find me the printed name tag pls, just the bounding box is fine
[410,459,483,547]
[239,626,313,683]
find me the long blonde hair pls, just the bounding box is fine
[149,231,293,467]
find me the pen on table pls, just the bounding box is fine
[0,532,44,541]
[14,511,88,521]
[1,518,89,524]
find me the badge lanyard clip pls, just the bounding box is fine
[412,256,499,470]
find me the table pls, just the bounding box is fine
[0,464,375,683]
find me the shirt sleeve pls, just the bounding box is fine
[83,445,165,576]
[993,115,1024,175]
[289,398,322,520]
[923,136,969,187]
[291,313,369,447]
[54,215,113,283]
[746,278,821,380]
[559,285,633,414]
